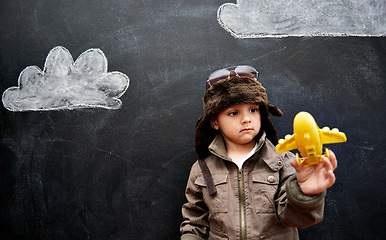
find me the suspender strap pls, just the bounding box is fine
[198,159,217,196]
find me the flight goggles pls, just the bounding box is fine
[206,65,259,89]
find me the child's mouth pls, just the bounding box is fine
[241,128,253,132]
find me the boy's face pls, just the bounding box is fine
[211,103,261,147]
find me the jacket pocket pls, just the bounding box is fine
[251,171,279,213]
[260,227,299,240]
[195,173,228,213]
[209,228,228,239]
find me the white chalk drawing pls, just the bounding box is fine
[218,0,386,38]
[2,46,130,111]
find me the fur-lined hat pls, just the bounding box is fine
[194,74,283,159]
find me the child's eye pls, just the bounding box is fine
[250,108,259,113]
[228,111,238,116]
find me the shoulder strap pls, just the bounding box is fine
[198,159,217,196]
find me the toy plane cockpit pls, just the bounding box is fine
[276,111,347,167]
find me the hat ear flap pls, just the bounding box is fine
[194,115,218,159]
[268,104,283,117]
[260,105,280,145]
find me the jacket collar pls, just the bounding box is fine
[208,134,229,161]
[259,139,282,172]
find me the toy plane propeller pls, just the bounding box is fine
[276,111,347,167]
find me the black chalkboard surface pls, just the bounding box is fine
[1,0,385,239]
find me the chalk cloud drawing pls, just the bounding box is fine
[218,0,386,38]
[2,46,130,111]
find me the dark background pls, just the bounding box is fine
[0,1,385,239]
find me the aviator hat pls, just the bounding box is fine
[194,65,283,159]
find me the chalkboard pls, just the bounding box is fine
[0,0,385,239]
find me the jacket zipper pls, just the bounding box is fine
[238,169,247,240]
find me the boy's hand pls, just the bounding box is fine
[290,150,337,195]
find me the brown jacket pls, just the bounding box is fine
[180,134,325,240]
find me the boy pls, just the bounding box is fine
[180,65,337,240]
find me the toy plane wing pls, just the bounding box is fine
[276,134,297,153]
[320,127,347,144]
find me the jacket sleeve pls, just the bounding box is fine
[275,153,326,228]
[180,162,209,240]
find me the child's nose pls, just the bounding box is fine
[242,113,251,123]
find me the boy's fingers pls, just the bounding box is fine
[321,157,333,172]
[323,170,336,189]
[290,159,302,171]
[290,159,296,167]
[328,170,336,186]
[321,159,336,186]
[328,150,338,170]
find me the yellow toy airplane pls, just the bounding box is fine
[276,111,347,167]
